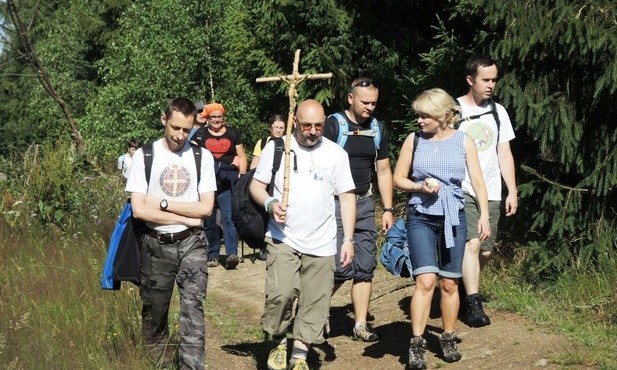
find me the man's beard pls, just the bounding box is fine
[294,131,322,148]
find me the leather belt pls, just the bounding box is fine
[147,228,200,244]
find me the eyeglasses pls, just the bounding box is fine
[352,79,377,89]
[299,122,324,131]
[208,115,224,119]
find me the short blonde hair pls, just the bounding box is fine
[412,88,457,126]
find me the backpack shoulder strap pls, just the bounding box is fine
[267,137,285,195]
[330,113,382,150]
[370,117,381,149]
[191,144,202,186]
[408,130,422,182]
[330,112,348,148]
[260,136,270,151]
[142,144,153,188]
[453,97,500,136]
[488,99,501,141]
[142,143,201,193]
[412,131,420,166]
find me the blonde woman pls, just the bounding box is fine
[393,88,490,369]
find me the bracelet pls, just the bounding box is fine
[343,237,354,244]
[264,196,275,212]
[264,197,279,214]
[383,208,394,213]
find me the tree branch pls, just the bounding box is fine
[520,164,589,192]
[6,0,86,155]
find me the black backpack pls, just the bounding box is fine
[232,137,284,248]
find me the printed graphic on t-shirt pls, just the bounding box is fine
[465,121,495,152]
[205,137,232,159]
[160,164,191,197]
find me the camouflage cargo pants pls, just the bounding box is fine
[139,230,208,369]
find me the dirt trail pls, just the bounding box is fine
[205,250,576,370]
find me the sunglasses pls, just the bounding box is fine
[299,122,324,131]
[352,79,377,88]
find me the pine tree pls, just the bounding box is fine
[454,0,617,276]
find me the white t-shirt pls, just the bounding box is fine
[253,136,355,256]
[457,98,515,201]
[125,139,217,233]
[117,153,132,179]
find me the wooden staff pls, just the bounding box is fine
[256,49,333,207]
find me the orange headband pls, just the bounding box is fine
[202,103,225,118]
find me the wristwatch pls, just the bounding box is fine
[383,208,394,213]
[160,199,168,211]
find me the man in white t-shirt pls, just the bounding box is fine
[250,99,356,370]
[456,55,518,327]
[125,97,217,369]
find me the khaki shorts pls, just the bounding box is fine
[464,193,500,252]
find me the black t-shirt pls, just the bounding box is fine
[324,113,389,195]
[192,126,243,165]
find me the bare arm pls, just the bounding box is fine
[250,155,260,170]
[130,191,214,228]
[376,157,394,232]
[497,141,518,216]
[250,140,261,170]
[337,191,356,268]
[249,177,270,207]
[393,133,439,194]
[465,136,490,241]
[250,177,288,223]
[236,144,248,174]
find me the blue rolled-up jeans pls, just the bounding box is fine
[405,206,466,279]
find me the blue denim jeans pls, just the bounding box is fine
[204,187,238,258]
[405,206,466,279]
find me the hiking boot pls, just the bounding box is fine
[465,294,490,327]
[352,323,380,342]
[225,255,239,270]
[407,336,427,369]
[257,248,268,261]
[439,332,462,363]
[206,257,219,267]
[288,358,309,370]
[267,344,287,370]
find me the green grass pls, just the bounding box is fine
[0,216,151,369]
[0,212,270,369]
[1,174,616,368]
[482,260,617,368]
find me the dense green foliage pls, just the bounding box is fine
[1,2,614,367]
[0,1,615,278]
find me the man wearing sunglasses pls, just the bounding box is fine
[324,77,394,342]
[250,99,356,370]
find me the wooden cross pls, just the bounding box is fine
[256,49,333,207]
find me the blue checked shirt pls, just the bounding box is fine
[408,130,466,248]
